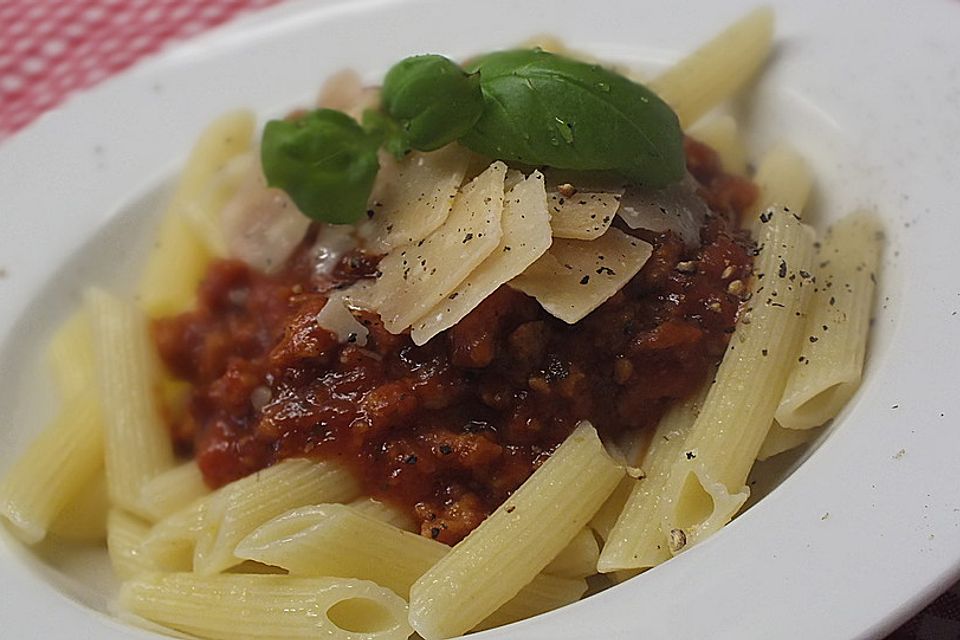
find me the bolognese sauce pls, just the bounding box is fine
[152,138,756,544]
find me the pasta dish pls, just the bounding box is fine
[0,8,883,640]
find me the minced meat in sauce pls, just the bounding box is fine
[152,137,757,544]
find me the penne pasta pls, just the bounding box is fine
[650,7,775,127]
[107,509,157,580]
[597,380,711,572]
[193,459,360,575]
[0,393,104,544]
[544,527,601,579]
[235,503,587,630]
[747,143,813,226]
[46,308,96,400]
[138,460,211,523]
[139,498,207,573]
[120,573,412,640]
[757,422,823,461]
[138,110,255,317]
[86,288,175,517]
[589,477,634,544]
[408,422,623,639]
[775,212,883,429]
[49,470,110,543]
[656,209,815,554]
[689,114,749,175]
[346,497,418,533]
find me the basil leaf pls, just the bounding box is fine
[461,49,684,187]
[261,109,380,224]
[382,54,484,151]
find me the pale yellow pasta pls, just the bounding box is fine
[0,393,104,544]
[49,470,109,542]
[138,110,255,317]
[688,114,748,175]
[87,288,175,517]
[138,460,211,523]
[657,209,815,554]
[475,574,587,632]
[543,527,600,579]
[139,499,207,573]
[236,503,443,595]
[120,573,412,640]
[775,212,883,429]
[747,143,813,225]
[588,477,633,543]
[235,503,586,631]
[649,7,774,127]
[183,151,255,257]
[409,422,623,639]
[46,308,96,400]
[347,497,417,533]
[757,422,823,461]
[597,380,710,572]
[108,509,156,580]
[194,459,360,575]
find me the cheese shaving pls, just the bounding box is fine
[315,295,369,346]
[548,190,623,240]
[411,171,552,345]
[373,161,507,333]
[361,144,470,252]
[510,229,653,324]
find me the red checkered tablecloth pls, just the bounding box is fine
[0,1,956,638]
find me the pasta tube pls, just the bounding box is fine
[120,573,412,640]
[408,422,623,639]
[650,7,775,127]
[657,208,815,553]
[235,503,587,631]
[193,459,359,575]
[775,212,883,429]
[87,288,175,517]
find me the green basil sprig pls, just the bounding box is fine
[260,109,380,225]
[381,54,484,152]
[260,50,684,224]
[461,49,683,187]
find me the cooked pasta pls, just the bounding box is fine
[775,212,883,429]
[120,573,412,640]
[649,7,774,127]
[408,422,623,639]
[0,10,884,640]
[86,288,176,517]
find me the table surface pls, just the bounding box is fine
[0,1,956,638]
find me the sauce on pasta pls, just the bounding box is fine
[153,139,756,544]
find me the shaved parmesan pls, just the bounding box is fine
[221,159,311,274]
[315,69,381,123]
[548,190,623,240]
[616,173,709,247]
[510,228,652,324]
[315,295,369,346]
[373,161,507,333]
[411,171,552,345]
[361,144,470,252]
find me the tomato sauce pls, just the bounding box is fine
[152,139,756,544]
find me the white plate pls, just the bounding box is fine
[2,0,959,638]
